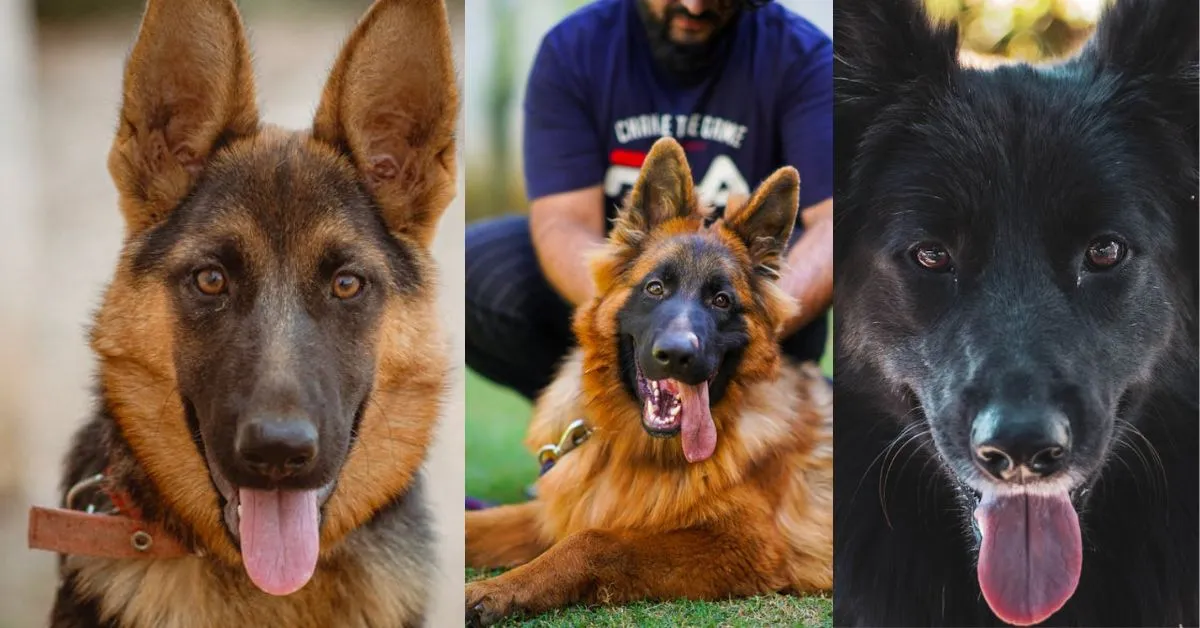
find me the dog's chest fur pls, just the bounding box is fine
[65,539,428,628]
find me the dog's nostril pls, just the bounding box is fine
[285,454,312,469]
[975,446,1014,479]
[970,403,1072,481]
[1029,445,1068,475]
[235,418,319,479]
[650,335,698,372]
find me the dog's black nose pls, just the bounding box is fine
[235,418,319,480]
[971,404,1070,481]
[651,332,699,375]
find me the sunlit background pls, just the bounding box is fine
[928,0,1111,61]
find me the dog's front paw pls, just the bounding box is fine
[465,580,519,627]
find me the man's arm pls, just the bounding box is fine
[780,197,832,337]
[529,186,606,307]
[779,29,835,337]
[521,27,608,306]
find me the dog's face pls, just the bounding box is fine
[836,0,1197,624]
[581,138,799,463]
[91,0,457,596]
[138,136,419,557]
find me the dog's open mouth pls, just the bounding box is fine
[634,361,717,463]
[964,485,1086,626]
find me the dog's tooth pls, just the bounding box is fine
[669,405,681,417]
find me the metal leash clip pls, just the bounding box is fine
[536,419,592,475]
[64,473,118,515]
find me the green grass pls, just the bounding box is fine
[464,313,835,625]
[466,568,831,628]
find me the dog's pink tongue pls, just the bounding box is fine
[678,381,715,463]
[975,492,1081,626]
[238,488,320,596]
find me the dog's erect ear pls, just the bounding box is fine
[1083,0,1198,133]
[612,138,696,241]
[313,0,458,249]
[834,0,958,196]
[834,0,958,110]
[108,0,258,236]
[724,167,799,278]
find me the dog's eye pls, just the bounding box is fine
[1085,236,1127,271]
[645,279,665,297]
[711,292,732,309]
[194,267,227,296]
[912,243,952,272]
[332,272,365,299]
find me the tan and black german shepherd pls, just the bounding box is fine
[32,0,457,626]
[464,138,833,625]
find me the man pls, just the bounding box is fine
[466,0,832,400]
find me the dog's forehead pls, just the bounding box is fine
[867,72,1149,240]
[168,134,386,257]
[129,128,422,289]
[633,233,741,282]
[202,131,374,228]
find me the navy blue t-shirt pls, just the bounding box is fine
[522,0,832,224]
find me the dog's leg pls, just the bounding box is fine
[465,526,785,625]
[465,501,550,569]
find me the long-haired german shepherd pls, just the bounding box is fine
[33,0,458,625]
[833,0,1198,625]
[464,138,833,625]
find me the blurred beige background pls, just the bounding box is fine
[0,1,465,626]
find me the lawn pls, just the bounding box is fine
[464,314,834,627]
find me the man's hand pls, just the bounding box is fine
[529,186,607,307]
[779,197,833,338]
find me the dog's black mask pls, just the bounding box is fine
[617,236,750,438]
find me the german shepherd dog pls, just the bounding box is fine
[35,0,458,626]
[833,0,1198,625]
[464,138,833,625]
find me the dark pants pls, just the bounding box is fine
[465,215,827,400]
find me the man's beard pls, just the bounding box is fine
[637,1,739,85]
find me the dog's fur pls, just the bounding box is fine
[833,0,1198,625]
[465,138,833,625]
[49,1,457,626]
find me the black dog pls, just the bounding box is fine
[833,0,1198,625]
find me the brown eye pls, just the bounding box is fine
[332,272,364,300]
[645,279,665,297]
[912,243,952,272]
[1085,237,1127,270]
[712,292,732,309]
[194,267,227,295]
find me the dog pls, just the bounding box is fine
[832,0,1198,625]
[29,0,458,626]
[464,137,833,625]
